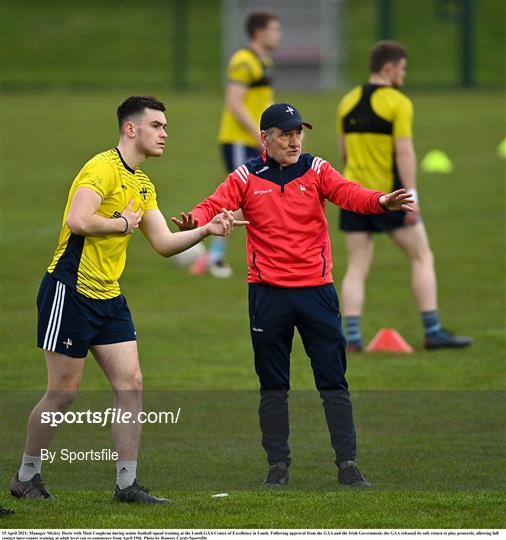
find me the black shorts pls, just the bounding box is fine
[37,273,136,358]
[339,208,406,233]
[221,143,259,173]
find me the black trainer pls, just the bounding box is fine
[338,461,371,488]
[0,506,15,516]
[114,479,169,504]
[424,329,473,350]
[10,473,53,499]
[262,462,289,488]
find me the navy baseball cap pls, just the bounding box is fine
[260,103,313,132]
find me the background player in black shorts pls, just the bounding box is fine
[337,41,472,351]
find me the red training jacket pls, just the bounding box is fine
[191,151,385,288]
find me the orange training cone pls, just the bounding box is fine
[366,328,414,353]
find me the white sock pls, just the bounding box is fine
[18,453,42,482]
[116,461,137,489]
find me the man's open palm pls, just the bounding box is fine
[171,212,199,231]
[379,189,415,212]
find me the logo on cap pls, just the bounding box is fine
[260,103,313,131]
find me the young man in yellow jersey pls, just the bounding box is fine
[337,42,472,351]
[191,11,280,278]
[10,96,245,503]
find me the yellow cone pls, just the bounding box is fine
[420,150,453,174]
[497,138,506,159]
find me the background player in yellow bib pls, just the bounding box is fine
[10,96,246,503]
[337,41,472,351]
[190,11,280,278]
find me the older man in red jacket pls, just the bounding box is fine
[178,103,413,488]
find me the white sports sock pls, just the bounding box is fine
[116,461,137,490]
[18,453,42,482]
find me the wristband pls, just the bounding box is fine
[407,188,418,205]
[119,216,129,233]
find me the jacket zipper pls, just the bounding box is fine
[280,166,284,193]
[321,245,327,277]
[252,250,262,279]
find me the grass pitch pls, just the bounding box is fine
[0,90,504,528]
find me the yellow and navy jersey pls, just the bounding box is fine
[337,84,413,193]
[48,148,158,300]
[218,47,274,147]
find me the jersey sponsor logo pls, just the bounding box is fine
[254,189,273,196]
[255,166,269,174]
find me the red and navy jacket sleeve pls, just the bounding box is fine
[191,165,248,225]
[313,157,385,214]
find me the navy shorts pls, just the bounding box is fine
[221,143,259,173]
[37,273,136,358]
[339,208,406,233]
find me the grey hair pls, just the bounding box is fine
[263,128,275,140]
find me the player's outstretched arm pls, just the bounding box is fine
[140,208,248,258]
[170,210,246,232]
[66,188,141,236]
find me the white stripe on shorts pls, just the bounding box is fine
[42,281,66,352]
[232,143,247,170]
[43,282,62,350]
[49,283,66,351]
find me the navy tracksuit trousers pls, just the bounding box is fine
[248,283,357,467]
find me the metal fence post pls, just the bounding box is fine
[378,0,394,40]
[461,0,475,87]
[173,0,188,90]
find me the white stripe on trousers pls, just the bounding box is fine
[42,281,66,352]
